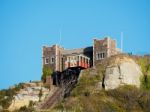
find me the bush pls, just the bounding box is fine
[41,65,53,83]
[138,91,150,112]
[64,85,150,112]
[14,83,24,91]
[18,106,34,112]
[0,89,15,109]
[141,75,150,90]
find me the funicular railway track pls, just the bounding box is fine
[39,67,82,110]
[39,87,63,109]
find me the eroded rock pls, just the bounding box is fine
[104,56,143,90]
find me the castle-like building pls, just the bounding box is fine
[42,37,121,72]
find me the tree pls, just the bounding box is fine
[41,65,53,83]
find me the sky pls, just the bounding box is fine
[0,0,150,89]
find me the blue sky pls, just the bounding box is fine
[0,0,150,89]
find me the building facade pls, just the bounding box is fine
[42,37,121,72]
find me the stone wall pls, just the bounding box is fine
[56,45,64,72]
[43,37,119,72]
[43,45,56,71]
[93,37,118,66]
[93,37,108,66]
[43,45,64,72]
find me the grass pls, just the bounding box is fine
[54,55,150,112]
[56,85,150,112]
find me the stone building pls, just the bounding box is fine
[93,37,121,66]
[42,37,121,72]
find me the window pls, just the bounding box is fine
[96,52,105,60]
[67,57,70,62]
[51,57,55,64]
[77,56,79,61]
[102,53,105,59]
[45,58,49,64]
[86,59,88,63]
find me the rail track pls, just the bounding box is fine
[38,67,81,110]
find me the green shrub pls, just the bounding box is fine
[18,106,34,112]
[138,57,150,75]
[0,89,15,109]
[41,65,53,83]
[14,83,24,91]
[141,75,150,90]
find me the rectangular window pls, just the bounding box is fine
[77,56,79,61]
[96,52,105,60]
[67,57,70,62]
[51,57,55,64]
[96,53,98,60]
[102,53,105,58]
[45,58,49,64]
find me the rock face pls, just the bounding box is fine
[104,56,143,90]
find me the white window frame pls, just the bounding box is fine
[50,56,55,64]
[96,52,105,60]
[45,58,49,64]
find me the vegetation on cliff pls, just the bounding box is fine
[1,55,150,112]
[53,55,150,112]
[41,65,53,83]
[0,89,15,110]
[0,83,25,111]
[136,56,150,90]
